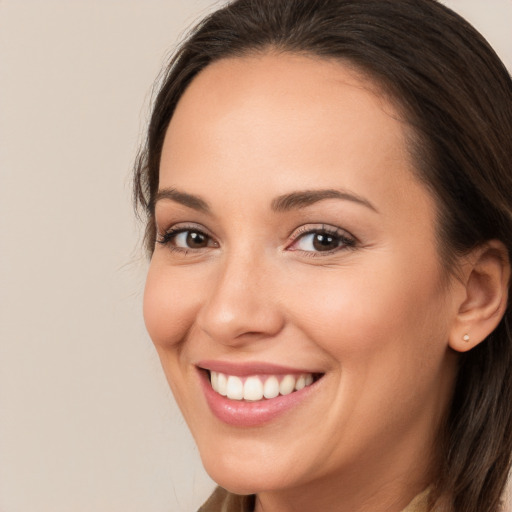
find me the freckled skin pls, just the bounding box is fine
[143,54,462,512]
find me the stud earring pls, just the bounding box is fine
[463,334,470,342]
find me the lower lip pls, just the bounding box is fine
[199,370,320,427]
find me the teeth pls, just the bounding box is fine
[226,375,244,400]
[279,375,295,395]
[209,371,316,401]
[217,373,227,396]
[244,376,263,401]
[211,371,219,390]
[263,376,279,399]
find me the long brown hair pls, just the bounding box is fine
[134,1,512,510]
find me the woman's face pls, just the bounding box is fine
[144,54,460,498]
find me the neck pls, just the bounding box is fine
[255,482,428,512]
[254,430,435,512]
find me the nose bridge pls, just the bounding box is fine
[197,246,283,344]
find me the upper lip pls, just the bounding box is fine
[197,360,322,376]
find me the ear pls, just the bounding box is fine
[449,240,510,353]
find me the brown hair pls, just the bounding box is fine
[134,1,512,510]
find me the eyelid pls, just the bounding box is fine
[157,220,213,235]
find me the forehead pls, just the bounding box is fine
[165,53,403,157]
[160,52,429,220]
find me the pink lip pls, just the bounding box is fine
[197,359,318,376]
[197,366,322,427]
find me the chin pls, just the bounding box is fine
[199,444,299,495]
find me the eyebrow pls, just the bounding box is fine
[154,187,377,214]
[271,189,378,213]
[154,188,211,213]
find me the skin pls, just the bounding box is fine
[144,53,466,512]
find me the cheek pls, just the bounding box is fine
[284,258,453,444]
[287,253,450,364]
[143,262,205,418]
[143,262,199,351]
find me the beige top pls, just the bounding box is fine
[198,486,431,512]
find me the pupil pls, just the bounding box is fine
[187,231,207,248]
[313,233,337,251]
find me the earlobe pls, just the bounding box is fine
[448,240,510,353]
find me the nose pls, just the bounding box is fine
[196,252,285,346]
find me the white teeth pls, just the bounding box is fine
[217,372,227,396]
[209,371,316,401]
[279,375,296,396]
[263,376,280,399]
[243,377,263,401]
[226,375,244,400]
[211,371,219,390]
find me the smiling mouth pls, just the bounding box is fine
[208,371,322,402]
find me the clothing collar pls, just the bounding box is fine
[199,486,431,512]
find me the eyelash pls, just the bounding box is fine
[156,224,357,256]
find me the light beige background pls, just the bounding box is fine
[0,1,511,511]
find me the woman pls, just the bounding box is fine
[134,0,512,511]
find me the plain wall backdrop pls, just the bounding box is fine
[0,1,511,511]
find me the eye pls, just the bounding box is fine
[157,225,218,251]
[173,230,209,249]
[287,225,356,254]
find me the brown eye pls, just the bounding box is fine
[158,227,217,250]
[288,227,356,254]
[311,233,339,251]
[186,231,208,248]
